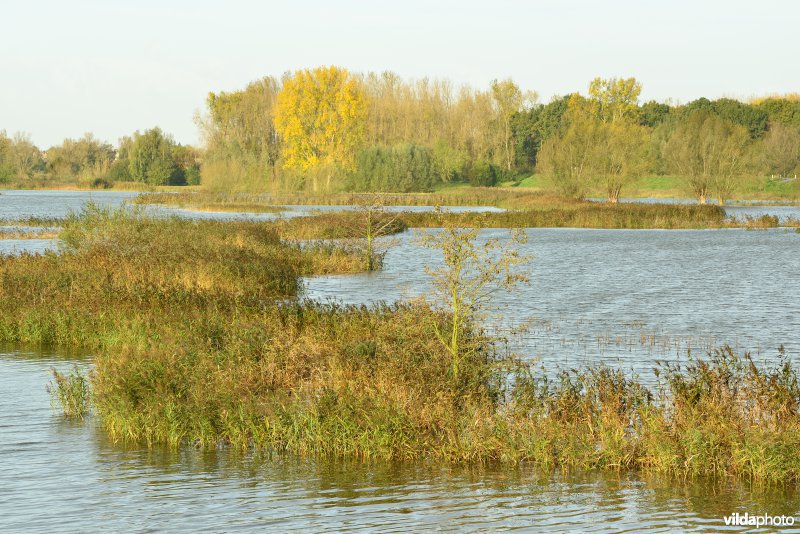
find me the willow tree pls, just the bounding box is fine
[203,77,282,190]
[592,121,651,203]
[761,123,800,177]
[490,79,536,171]
[275,66,367,191]
[536,96,601,199]
[7,133,42,180]
[664,111,750,204]
[45,134,115,182]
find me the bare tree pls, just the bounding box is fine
[343,194,405,271]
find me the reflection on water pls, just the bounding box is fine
[2,351,799,532]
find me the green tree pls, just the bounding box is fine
[490,78,536,171]
[202,77,281,189]
[680,98,769,140]
[711,98,768,139]
[593,121,652,202]
[761,123,800,177]
[128,128,180,185]
[9,132,43,179]
[536,96,601,199]
[0,131,15,181]
[511,95,571,170]
[754,97,800,128]
[638,101,671,128]
[663,111,750,204]
[431,139,467,183]
[351,144,437,192]
[46,134,114,181]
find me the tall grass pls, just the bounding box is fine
[135,189,581,209]
[47,366,91,418]
[402,203,727,229]
[0,204,365,348]
[132,191,284,213]
[138,191,734,229]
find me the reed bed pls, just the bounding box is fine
[0,227,60,239]
[133,191,284,213]
[269,204,728,240]
[0,216,64,227]
[2,205,799,483]
[401,204,727,229]
[134,189,582,210]
[135,191,799,231]
[47,366,91,418]
[0,204,365,348]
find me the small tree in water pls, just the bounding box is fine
[418,210,530,381]
[343,195,404,271]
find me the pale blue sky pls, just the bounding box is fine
[2,0,798,148]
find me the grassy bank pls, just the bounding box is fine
[0,205,366,348]
[0,180,200,192]
[134,190,585,210]
[0,227,60,239]
[6,207,800,483]
[510,174,800,202]
[269,204,730,240]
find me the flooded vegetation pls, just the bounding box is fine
[1,191,798,530]
[0,202,797,482]
[6,351,800,532]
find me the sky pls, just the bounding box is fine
[2,0,798,148]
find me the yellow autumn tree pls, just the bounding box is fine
[275,66,367,191]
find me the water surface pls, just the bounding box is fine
[2,351,798,532]
[305,227,800,382]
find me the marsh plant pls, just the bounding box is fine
[47,366,91,418]
[417,208,531,380]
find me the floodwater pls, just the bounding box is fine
[305,227,800,382]
[1,189,800,531]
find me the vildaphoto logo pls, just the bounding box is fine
[723,512,795,528]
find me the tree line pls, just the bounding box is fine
[200,66,800,202]
[0,128,200,187]
[3,66,799,201]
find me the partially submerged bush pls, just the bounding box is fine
[47,366,91,418]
